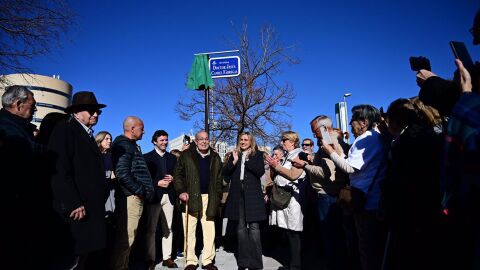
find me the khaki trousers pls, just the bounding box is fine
[183,194,216,266]
[110,195,144,270]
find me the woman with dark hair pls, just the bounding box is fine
[223,132,266,270]
[323,104,387,270]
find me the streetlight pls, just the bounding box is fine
[343,93,352,143]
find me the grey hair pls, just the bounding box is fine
[2,86,33,108]
[310,115,333,128]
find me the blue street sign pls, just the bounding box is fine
[209,56,241,78]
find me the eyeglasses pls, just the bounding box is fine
[281,138,289,142]
[302,144,313,147]
[197,138,209,142]
[87,109,102,116]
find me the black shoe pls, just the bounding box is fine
[201,263,218,270]
[162,258,178,268]
[185,264,199,270]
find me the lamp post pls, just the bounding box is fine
[343,93,352,143]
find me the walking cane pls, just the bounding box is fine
[184,200,189,264]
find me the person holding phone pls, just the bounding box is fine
[440,9,480,270]
[322,105,387,270]
[291,115,350,270]
[142,130,178,269]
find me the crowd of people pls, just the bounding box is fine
[1,9,480,270]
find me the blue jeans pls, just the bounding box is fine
[317,193,348,270]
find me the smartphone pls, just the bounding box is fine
[450,41,475,71]
[183,135,190,145]
[298,151,309,162]
[320,126,333,145]
[409,56,431,71]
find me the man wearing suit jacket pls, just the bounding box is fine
[48,91,107,270]
[142,130,178,269]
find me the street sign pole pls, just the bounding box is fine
[192,50,240,144]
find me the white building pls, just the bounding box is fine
[169,132,194,152]
[0,74,73,127]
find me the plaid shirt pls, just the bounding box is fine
[442,92,480,210]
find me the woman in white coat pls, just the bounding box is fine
[266,131,306,270]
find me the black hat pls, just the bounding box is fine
[65,91,106,113]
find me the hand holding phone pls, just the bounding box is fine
[320,126,333,145]
[409,56,431,71]
[298,151,309,162]
[450,41,474,70]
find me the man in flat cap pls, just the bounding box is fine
[48,91,108,270]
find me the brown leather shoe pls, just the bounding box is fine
[162,258,178,268]
[201,263,218,270]
[184,264,199,270]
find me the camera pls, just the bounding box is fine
[183,135,191,145]
[298,151,309,162]
[409,56,431,71]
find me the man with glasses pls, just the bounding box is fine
[110,116,155,270]
[174,130,223,270]
[48,91,109,269]
[291,115,350,270]
[141,130,178,269]
[301,138,315,162]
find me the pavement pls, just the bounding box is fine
[153,247,283,270]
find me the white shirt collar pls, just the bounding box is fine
[154,147,166,157]
[196,147,210,158]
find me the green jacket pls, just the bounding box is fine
[173,143,223,217]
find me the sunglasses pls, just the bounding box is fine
[302,143,313,147]
[281,138,289,142]
[87,109,102,116]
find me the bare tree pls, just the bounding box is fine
[176,23,298,146]
[0,0,74,76]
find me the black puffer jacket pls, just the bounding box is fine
[112,135,154,201]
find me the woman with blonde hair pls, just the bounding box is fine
[94,131,116,214]
[266,131,306,270]
[223,132,266,270]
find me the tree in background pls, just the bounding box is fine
[176,23,298,146]
[0,0,74,76]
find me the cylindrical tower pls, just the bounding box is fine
[0,74,73,127]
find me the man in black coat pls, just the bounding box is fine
[0,86,42,269]
[141,130,178,269]
[47,91,108,270]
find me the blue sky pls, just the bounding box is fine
[28,0,479,151]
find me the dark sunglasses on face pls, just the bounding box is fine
[281,138,289,142]
[302,143,313,147]
[87,109,102,116]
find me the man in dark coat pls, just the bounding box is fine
[0,86,42,269]
[47,91,108,269]
[140,129,178,269]
[174,130,223,270]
